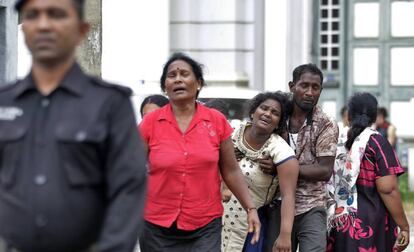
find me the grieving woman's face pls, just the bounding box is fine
[164,60,201,102]
[251,99,282,134]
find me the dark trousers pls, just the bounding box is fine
[264,201,327,252]
[139,218,222,252]
[0,236,95,252]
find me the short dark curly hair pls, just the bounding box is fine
[160,52,205,98]
[292,63,324,85]
[15,0,85,20]
[247,91,289,135]
[140,94,169,117]
[204,99,229,118]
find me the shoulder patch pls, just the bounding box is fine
[89,76,132,96]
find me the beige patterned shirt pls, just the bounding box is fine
[289,106,338,216]
[222,122,296,251]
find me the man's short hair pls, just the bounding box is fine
[15,0,86,20]
[292,63,324,85]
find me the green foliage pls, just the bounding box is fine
[399,173,414,211]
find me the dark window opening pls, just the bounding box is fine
[321,60,328,70]
[332,22,339,31]
[332,60,339,70]
[332,9,339,18]
[332,34,339,43]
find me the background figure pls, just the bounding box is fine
[204,98,233,203]
[204,98,230,119]
[327,92,409,252]
[140,94,169,118]
[337,106,349,140]
[0,0,147,251]
[138,52,260,252]
[222,92,299,252]
[264,64,339,252]
[375,107,397,149]
[204,98,243,130]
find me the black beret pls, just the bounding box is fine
[14,0,85,12]
[14,0,25,11]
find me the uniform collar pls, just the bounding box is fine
[59,63,88,96]
[13,62,87,99]
[13,74,37,99]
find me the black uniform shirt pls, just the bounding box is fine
[0,63,147,252]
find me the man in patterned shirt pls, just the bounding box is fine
[264,64,339,252]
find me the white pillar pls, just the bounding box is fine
[264,0,288,92]
[0,0,19,83]
[286,0,313,77]
[101,0,170,89]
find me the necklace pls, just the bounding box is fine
[243,132,258,151]
[236,123,271,160]
[289,132,298,153]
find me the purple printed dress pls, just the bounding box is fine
[327,134,404,252]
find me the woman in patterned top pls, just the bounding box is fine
[222,92,299,252]
[327,92,410,252]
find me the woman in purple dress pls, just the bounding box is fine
[327,92,410,252]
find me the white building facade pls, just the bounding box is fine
[3,0,414,181]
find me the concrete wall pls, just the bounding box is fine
[77,0,102,76]
[15,0,103,78]
[12,0,292,94]
[0,0,18,84]
[170,0,257,88]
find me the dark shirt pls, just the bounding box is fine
[0,63,147,252]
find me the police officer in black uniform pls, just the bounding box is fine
[0,0,147,251]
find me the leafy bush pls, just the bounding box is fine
[399,173,414,211]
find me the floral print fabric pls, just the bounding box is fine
[327,128,377,230]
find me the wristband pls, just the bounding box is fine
[247,207,257,213]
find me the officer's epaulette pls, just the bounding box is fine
[0,80,20,93]
[89,76,132,96]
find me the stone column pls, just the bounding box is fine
[77,0,102,76]
[408,98,414,192]
[0,0,19,84]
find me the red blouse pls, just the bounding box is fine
[139,103,233,230]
